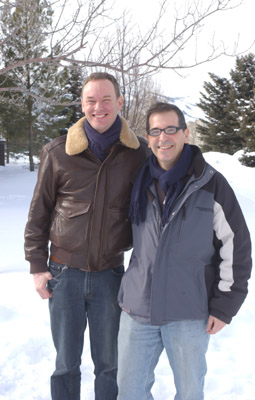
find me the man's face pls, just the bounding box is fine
[146,111,189,170]
[81,79,123,133]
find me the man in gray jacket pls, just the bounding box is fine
[117,102,252,400]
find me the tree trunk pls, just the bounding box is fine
[28,95,34,172]
[28,125,34,171]
[6,134,9,164]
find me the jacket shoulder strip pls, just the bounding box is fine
[213,200,234,292]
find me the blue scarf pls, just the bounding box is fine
[129,144,193,226]
[84,115,122,161]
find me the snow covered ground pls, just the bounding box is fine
[0,152,254,400]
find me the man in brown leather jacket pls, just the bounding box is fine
[24,72,149,400]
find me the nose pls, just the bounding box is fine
[159,130,169,139]
[94,101,103,110]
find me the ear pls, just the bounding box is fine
[184,128,189,143]
[145,133,151,148]
[118,96,124,110]
[81,98,85,114]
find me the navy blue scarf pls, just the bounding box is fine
[85,115,122,161]
[129,144,193,226]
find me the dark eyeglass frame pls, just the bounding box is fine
[147,126,186,137]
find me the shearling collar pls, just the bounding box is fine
[66,116,140,156]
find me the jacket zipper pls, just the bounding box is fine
[87,146,116,270]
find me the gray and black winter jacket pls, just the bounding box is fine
[118,146,252,325]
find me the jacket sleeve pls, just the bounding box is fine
[209,172,252,324]
[24,146,57,274]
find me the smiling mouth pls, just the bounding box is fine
[93,114,107,119]
[157,144,173,150]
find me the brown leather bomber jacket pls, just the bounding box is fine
[25,116,150,274]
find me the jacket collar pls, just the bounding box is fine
[66,116,140,156]
[188,145,206,179]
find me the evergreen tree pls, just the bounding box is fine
[230,54,255,165]
[0,98,27,162]
[60,66,84,131]
[197,73,242,154]
[1,0,70,170]
[0,74,27,161]
[197,54,255,165]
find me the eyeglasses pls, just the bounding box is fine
[147,126,185,137]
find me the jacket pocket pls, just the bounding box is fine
[162,260,209,322]
[106,207,132,253]
[50,199,91,251]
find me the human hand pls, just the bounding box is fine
[33,271,53,299]
[206,315,226,335]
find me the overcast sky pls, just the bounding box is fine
[120,0,255,102]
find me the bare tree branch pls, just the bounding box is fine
[0,0,250,103]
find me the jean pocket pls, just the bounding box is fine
[48,262,69,290]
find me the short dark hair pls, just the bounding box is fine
[146,102,187,133]
[81,72,121,98]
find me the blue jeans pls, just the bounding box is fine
[48,261,124,400]
[117,312,210,400]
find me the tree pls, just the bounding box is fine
[0,0,247,167]
[197,73,243,154]
[108,16,163,136]
[197,53,255,166]
[0,94,27,162]
[0,0,245,99]
[60,66,84,130]
[0,73,23,161]
[230,54,255,159]
[0,0,71,170]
